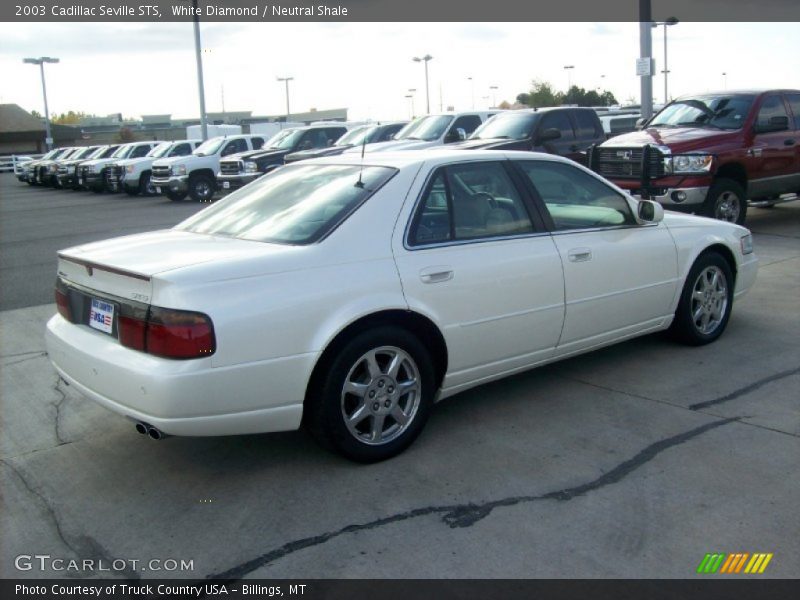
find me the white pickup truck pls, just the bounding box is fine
[78,141,158,193]
[107,140,202,196]
[150,134,266,201]
[344,111,498,154]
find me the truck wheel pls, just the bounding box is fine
[138,172,156,196]
[189,173,215,202]
[702,178,747,225]
[166,190,187,202]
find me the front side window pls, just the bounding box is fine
[447,115,483,141]
[539,112,576,141]
[756,95,790,131]
[176,164,396,245]
[251,137,265,150]
[787,94,800,130]
[130,145,151,158]
[574,111,602,139]
[409,162,534,246]
[169,143,192,157]
[517,161,635,230]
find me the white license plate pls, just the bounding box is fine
[222,181,230,189]
[156,186,162,193]
[89,298,114,334]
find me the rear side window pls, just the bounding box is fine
[573,111,602,139]
[540,112,576,141]
[518,160,634,230]
[409,162,534,246]
[756,95,790,130]
[785,94,800,130]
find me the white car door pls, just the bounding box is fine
[514,159,679,356]
[393,160,565,392]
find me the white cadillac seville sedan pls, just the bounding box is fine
[46,150,758,461]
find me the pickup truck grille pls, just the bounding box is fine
[219,160,242,175]
[152,165,171,179]
[593,146,666,180]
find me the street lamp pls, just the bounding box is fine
[722,72,728,89]
[489,85,498,108]
[182,0,209,141]
[22,56,59,151]
[467,76,475,109]
[652,17,679,104]
[563,65,575,103]
[407,88,416,118]
[412,55,433,114]
[404,95,415,119]
[277,77,294,121]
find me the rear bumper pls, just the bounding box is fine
[45,314,311,436]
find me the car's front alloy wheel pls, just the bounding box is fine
[306,326,435,462]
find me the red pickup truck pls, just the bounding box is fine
[590,89,800,224]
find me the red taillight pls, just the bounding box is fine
[118,307,215,359]
[55,288,72,322]
[146,308,215,359]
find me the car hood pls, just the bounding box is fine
[153,155,201,167]
[601,127,742,152]
[244,148,292,162]
[285,146,350,162]
[115,156,153,167]
[81,157,119,167]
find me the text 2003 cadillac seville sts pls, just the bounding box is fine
[45,150,758,462]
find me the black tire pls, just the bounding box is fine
[701,178,747,225]
[138,172,155,197]
[188,173,215,202]
[304,326,436,463]
[124,187,139,197]
[669,251,735,346]
[166,190,187,202]
[91,185,104,194]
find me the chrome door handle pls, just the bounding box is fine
[419,267,454,284]
[785,139,796,146]
[568,248,592,262]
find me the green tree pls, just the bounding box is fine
[53,110,87,125]
[517,81,618,108]
[518,80,559,108]
[31,109,42,118]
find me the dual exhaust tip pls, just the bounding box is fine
[134,421,167,440]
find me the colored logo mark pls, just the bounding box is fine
[697,553,773,574]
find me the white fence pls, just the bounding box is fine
[0,154,44,174]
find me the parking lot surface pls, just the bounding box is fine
[1,174,798,579]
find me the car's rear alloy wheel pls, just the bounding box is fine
[306,326,435,462]
[670,252,734,345]
[340,346,421,446]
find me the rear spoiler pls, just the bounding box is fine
[57,254,151,282]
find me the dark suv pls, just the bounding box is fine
[284,122,407,163]
[217,125,348,192]
[452,107,605,165]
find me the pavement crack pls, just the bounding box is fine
[53,377,69,446]
[206,417,737,581]
[689,365,800,411]
[1,458,80,557]
[1,351,47,367]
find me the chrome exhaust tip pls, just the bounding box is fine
[134,422,149,435]
[147,426,167,440]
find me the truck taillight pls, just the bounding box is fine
[118,307,215,360]
[55,288,73,322]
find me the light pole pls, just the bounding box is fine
[563,65,575,103]
[652,17,678,104]
[404,95,414,119]
[412,55,433,114]
[722,72,727,89]
[407,88,416,118]
[22,56,59,151]
[599,74,607,105]
[639,0,654,120]
[277,77,294,121]
[186,0,209,140]
[467,76,475,109]
[489,85,498,108]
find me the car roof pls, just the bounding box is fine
[306,148,575,169]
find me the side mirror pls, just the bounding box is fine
[536,127,561,144]
[755,115,789,134]
[637,199,664,224]
[635,117,647,129]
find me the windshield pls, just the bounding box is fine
[471,113,538,140]
[399,115,453,141]
[334,126,373,147]
[72,147,96,159]
[264,129,295,148]
[193,137,226,156]
[111,145,133,158]
[271,130,306,150]
[649,95,755,130]
[393,117,427,140]
[176,164,396,244]
[88,146,109,159]
[40,149,59,160]
[148,142,173,158]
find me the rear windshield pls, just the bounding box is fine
[176,164,397,245]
